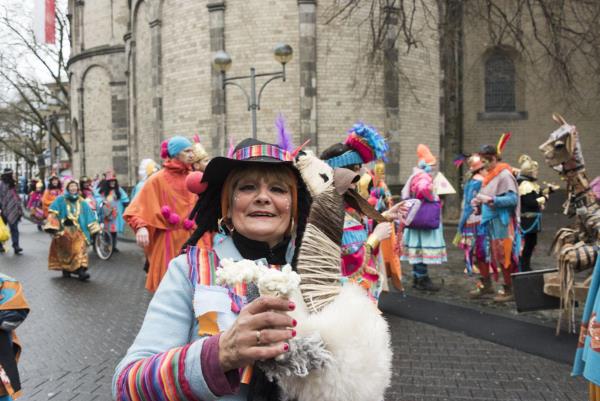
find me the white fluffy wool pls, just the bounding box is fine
[279,284,392,401]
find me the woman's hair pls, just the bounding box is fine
[99,179,122,199]
[184,163,311,257]
[1,173,15,188]
[47,177,62,190]
[220,164,298,228]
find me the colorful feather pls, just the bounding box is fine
[345,122,389,163]
[275,113,294,152]
[453,153,467,168]
[193,134,201,143]
[227,137,236,158]
[496,132,512,155]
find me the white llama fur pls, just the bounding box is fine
[279,283,392,401]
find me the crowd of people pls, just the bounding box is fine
[1,122,598,400]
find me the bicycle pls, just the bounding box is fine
[92,200,114,260]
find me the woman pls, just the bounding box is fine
[0,168,23,255]
[45,181,100,281]
[123,136,198,291]
[320,123,403,299]
[113,138,312,400]
[401,144,447,291]
[41,175,62,219]
[96,172,129,252]
[27,181,45,230]
[455,154,489,280]
[79,176,97,212]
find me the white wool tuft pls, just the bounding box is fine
[280,284,392,401]
[295,151,334,196]
[216,259,301,298]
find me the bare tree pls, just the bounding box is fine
[0,2,72,163]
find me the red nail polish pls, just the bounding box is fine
[288,302,296,311]
[291,329,297,337]
[292,319,297,327]
[283,343,289,352]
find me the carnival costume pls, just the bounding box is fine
[401,144,447,291]
[0,169,23,255]
[455,154,487,276]
[113,138,392,401]
[79,176,98,212]
[96,172,130,251]
[190,135,210,172]
[41,176,62,218]
[27,182,45,228]
[470,137,521,302]
[322,123,390,299]
[0,273,29,400]
[130,159,159,200]
[45,182,101,280]
[123,136,197,292]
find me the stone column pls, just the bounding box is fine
[383,5,400,185]
[75,0,85,51]
[110,81,129,182]
[77,87,86,175]
[207,2,226,156]
[149,18,163,159]
[297,0,318,152]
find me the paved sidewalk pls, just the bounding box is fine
[1,220,588,400]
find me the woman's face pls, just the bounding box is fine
[230,174,293,248]
[177,147,196,165]
[67,183,79,195]
[108,180,117,188]
[50,178,59,187]
[193,158,209,172]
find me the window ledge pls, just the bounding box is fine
[477,111,528,121]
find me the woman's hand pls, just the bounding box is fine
[371,222,393,243]
[382,201,408,221]
[136,227,149,247]
[218,296,296,372]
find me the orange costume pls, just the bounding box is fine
[124,159,197,292]
[41,188,62,218]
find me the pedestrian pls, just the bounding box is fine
[44,180,100,280]
[41,175,62,219]
[469,139,520,302]
[79,176,97,212]
[190,134,210,172]
[96,171,129,253]
[123,136,197,292]
[0,272,29,400]
[0,168,24,255]
[455,154,488,278]
[400,144,447,291]
[321,123,404,299]
[26,181,45,231]
[130,159,159,200]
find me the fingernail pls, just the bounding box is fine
[283,343,289,352]
[292,319,297,327]
[288,302,296,311]
[291,329,297,337]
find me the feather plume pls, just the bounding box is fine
[227,137,236,158]
[496,132,512,155]
[193,134,201,143]
[276,113,294,151]
[453,153,467,168]
[345,122,388,163]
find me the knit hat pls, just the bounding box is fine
[325,123,388,168]
[416,144,436,165]
[161,136,193,159]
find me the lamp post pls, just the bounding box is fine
[212,43,293,139]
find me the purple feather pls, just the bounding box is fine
[275,113,293,151]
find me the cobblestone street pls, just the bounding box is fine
[1,220,588,401]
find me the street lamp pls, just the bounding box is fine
[212,43,293,139]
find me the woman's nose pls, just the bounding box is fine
[254,184,271,203]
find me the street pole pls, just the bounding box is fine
[250,67,258,139]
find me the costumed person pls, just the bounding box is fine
[455,154,488,277]
[0,169,23,255]
[469,134,520,302]
[79,176,97,212]
[113,138,392,401]
[26,181,45,231]
[123,136,197,292]
[516,154,552,272]
[41,175,62,218]
[96,171,130,253]
[400,144,447,291]
[45,181,101,281]
[321,123,404,299]
[190,134,211,172]
[0,273,29,400]
[130,159,159,200]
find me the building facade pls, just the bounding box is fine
[67,0,440,186]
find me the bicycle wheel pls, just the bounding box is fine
[94,230,114,260]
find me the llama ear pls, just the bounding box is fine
[292,139,311,158]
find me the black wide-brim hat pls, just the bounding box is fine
[185,138,312,254]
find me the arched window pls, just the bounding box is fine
[484,52,515,112]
